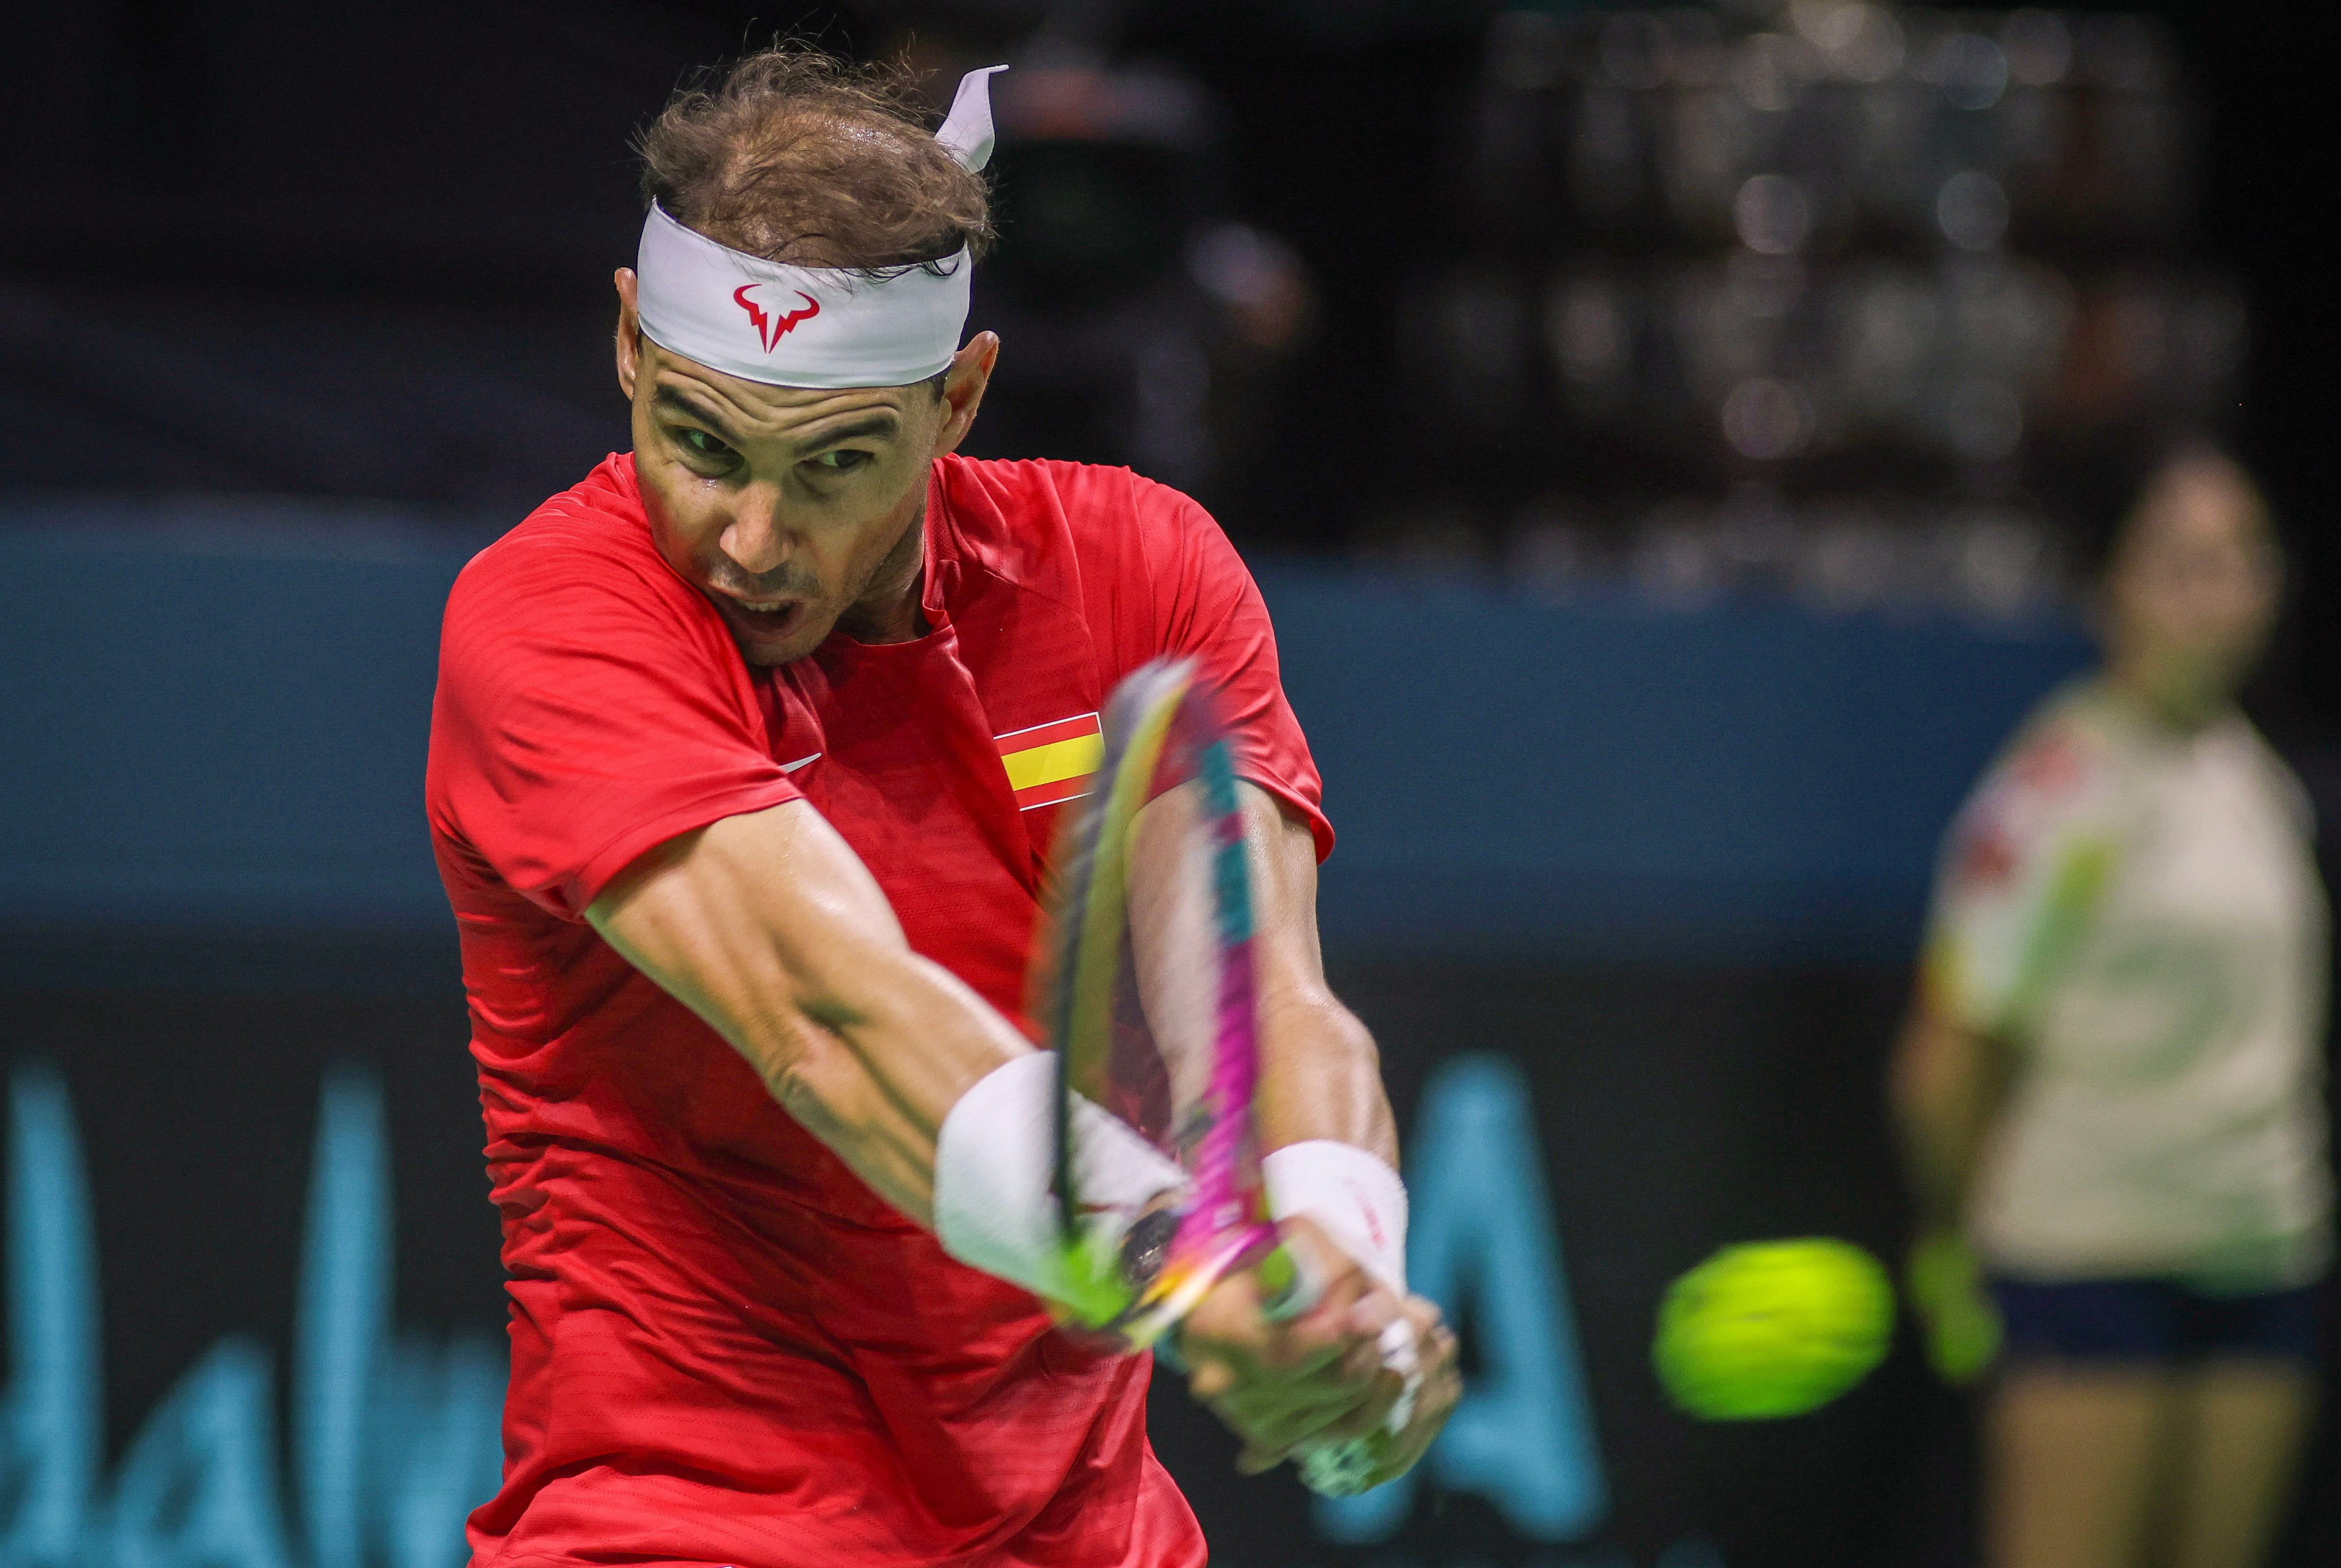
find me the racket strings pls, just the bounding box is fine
[1040,660,1279,1343]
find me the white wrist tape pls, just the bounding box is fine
[1263,1141,1409,1293]
[933,1053,1187,1300]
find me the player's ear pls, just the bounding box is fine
[614,268,644,401]
[933,332,1000,458]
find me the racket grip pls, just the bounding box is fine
[1297,1317,1423,1498]
[1254,1233,1427,1497]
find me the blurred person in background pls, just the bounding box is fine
[1892,443,2327,1568]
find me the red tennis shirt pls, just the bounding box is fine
[425,451,1329,1568]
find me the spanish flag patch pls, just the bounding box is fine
[997,712,1104,811]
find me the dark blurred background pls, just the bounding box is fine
[0,3,2332,1567]
[3,1,2330,666]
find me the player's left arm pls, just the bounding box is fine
[1178,783,1461,1484]
[1244,784,1397,1163]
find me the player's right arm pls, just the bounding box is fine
[587,798,1032,1230]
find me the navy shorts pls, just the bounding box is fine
[1990,1276,2323,1364]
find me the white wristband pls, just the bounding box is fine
[933,1054,1187,1300]
[1263,1140,1409,1293]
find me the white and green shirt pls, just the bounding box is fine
[1926,680,2331,1290]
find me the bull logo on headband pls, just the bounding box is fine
[733,285,821,352]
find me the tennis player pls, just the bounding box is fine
[425,49,1456,1567]
[1894,445,2326,1568]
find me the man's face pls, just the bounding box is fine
[614,269,995,666]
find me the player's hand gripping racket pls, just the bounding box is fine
[1034,658,1418,1496]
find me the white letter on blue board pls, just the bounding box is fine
[0,1065,102,1564]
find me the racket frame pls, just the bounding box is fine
[1042,660,1416,1494]
[1044,662,1282,1346]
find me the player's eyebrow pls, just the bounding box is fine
[652,386,743,443]
[802,413,900,452]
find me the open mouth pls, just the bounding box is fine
[718,595,805,639]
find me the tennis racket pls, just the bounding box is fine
[1034,657,1415,1496]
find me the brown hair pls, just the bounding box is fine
[635,47,994,275]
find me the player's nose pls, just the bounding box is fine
[717,498,798,575]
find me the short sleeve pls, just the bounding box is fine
[1923,714,2122,1037]
[1130,480,1332,861]
[427,540,800,921]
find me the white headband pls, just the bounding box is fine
[634,65,1005,390]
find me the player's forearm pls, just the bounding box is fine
[1256,989,1397,1163]
[756,950,1037,1225]
[1238,785,1398,1162]
[1229,784,1412,1297]
[589,801,1031,1226]
[1254,983,1409,1295]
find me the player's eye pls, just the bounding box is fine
[677,428,734,461]
[811,449,873,473]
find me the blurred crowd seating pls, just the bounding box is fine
[1382,4,2227,614]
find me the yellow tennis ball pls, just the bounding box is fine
[1652,1238,1894,1421]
